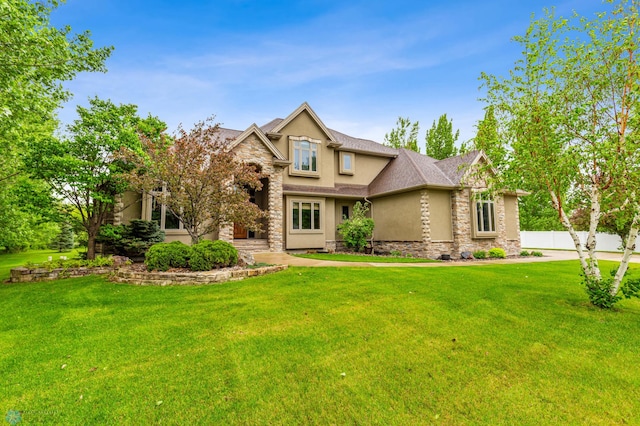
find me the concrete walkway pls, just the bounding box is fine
[254,250,640,267]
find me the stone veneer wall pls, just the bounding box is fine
[370,188,520,259]
[452,188,521,257]
[229,135,285,252]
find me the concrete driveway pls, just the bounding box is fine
[253,250,640,267]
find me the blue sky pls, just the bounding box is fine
[51,0,605,147]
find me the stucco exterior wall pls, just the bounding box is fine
[429,190,453,241]
[334,153,391,185]
[372,191,422,241]
[504,195,520,240]
[119,191,143,225]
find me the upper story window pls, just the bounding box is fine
[473,192,496,237]
[290,136,321,177]
[339,152,355,175]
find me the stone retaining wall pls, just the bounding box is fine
[8,264,287,286]
[9,266,116,283]
[112,265,287,286]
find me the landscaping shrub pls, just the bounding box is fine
[473,250,487,259]
[488,248,507,259]
[531,251,543,257]
[190,240,238,271]
[337,201,374,252]
[145,241,192,272]
[98,220,165,258]
[520,250,530,256]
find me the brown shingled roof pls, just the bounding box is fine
[259,118,282,133]
[434,150,481,185]
[368,149,481,197]
[328,128,398,157]
[217,127,243,142]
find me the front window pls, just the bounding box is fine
[291,200,321,231]
[149,185,184,231]
[290,136,321,177]
[474,192,496,236]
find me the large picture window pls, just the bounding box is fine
[291,200,321,231]
[474,192,496,236]
[290,136,321,177]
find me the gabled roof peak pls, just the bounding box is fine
[270,102,340,146]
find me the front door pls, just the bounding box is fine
[233,223,247,239]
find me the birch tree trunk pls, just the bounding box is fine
[611,211,640,295]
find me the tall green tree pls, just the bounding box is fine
[473,106,504,163]
[425,114,459,159]
[0,0,111,250]
[27,97,166,259]
[0,0,112,179]
[384,117,420,152]
[480,0,640,307]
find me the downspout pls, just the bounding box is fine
[364,196,374,254]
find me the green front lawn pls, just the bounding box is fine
[295,252,437,263]
[1,259,639,424]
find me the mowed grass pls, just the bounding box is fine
[295,252,437,263]
[1,259,640,425]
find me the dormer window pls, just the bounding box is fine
[290,136,321,177]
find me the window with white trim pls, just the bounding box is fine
[474,192,496,236]
[290,136,320,176]
[339,152,354,175]
[149,186,184,231]
[291,200,321,231]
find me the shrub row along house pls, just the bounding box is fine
[116,103,522,259]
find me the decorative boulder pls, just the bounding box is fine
[460,251,474,260]
[237,250,255,267]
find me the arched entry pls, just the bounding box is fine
[233,165,269,241]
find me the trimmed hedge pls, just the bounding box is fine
[189,240,238,271]
[145,241,192,272]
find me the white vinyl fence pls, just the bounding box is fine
[521,231,624,252]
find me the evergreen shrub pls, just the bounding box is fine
[190,240,238,271]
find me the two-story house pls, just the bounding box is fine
[116,102,522,259]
